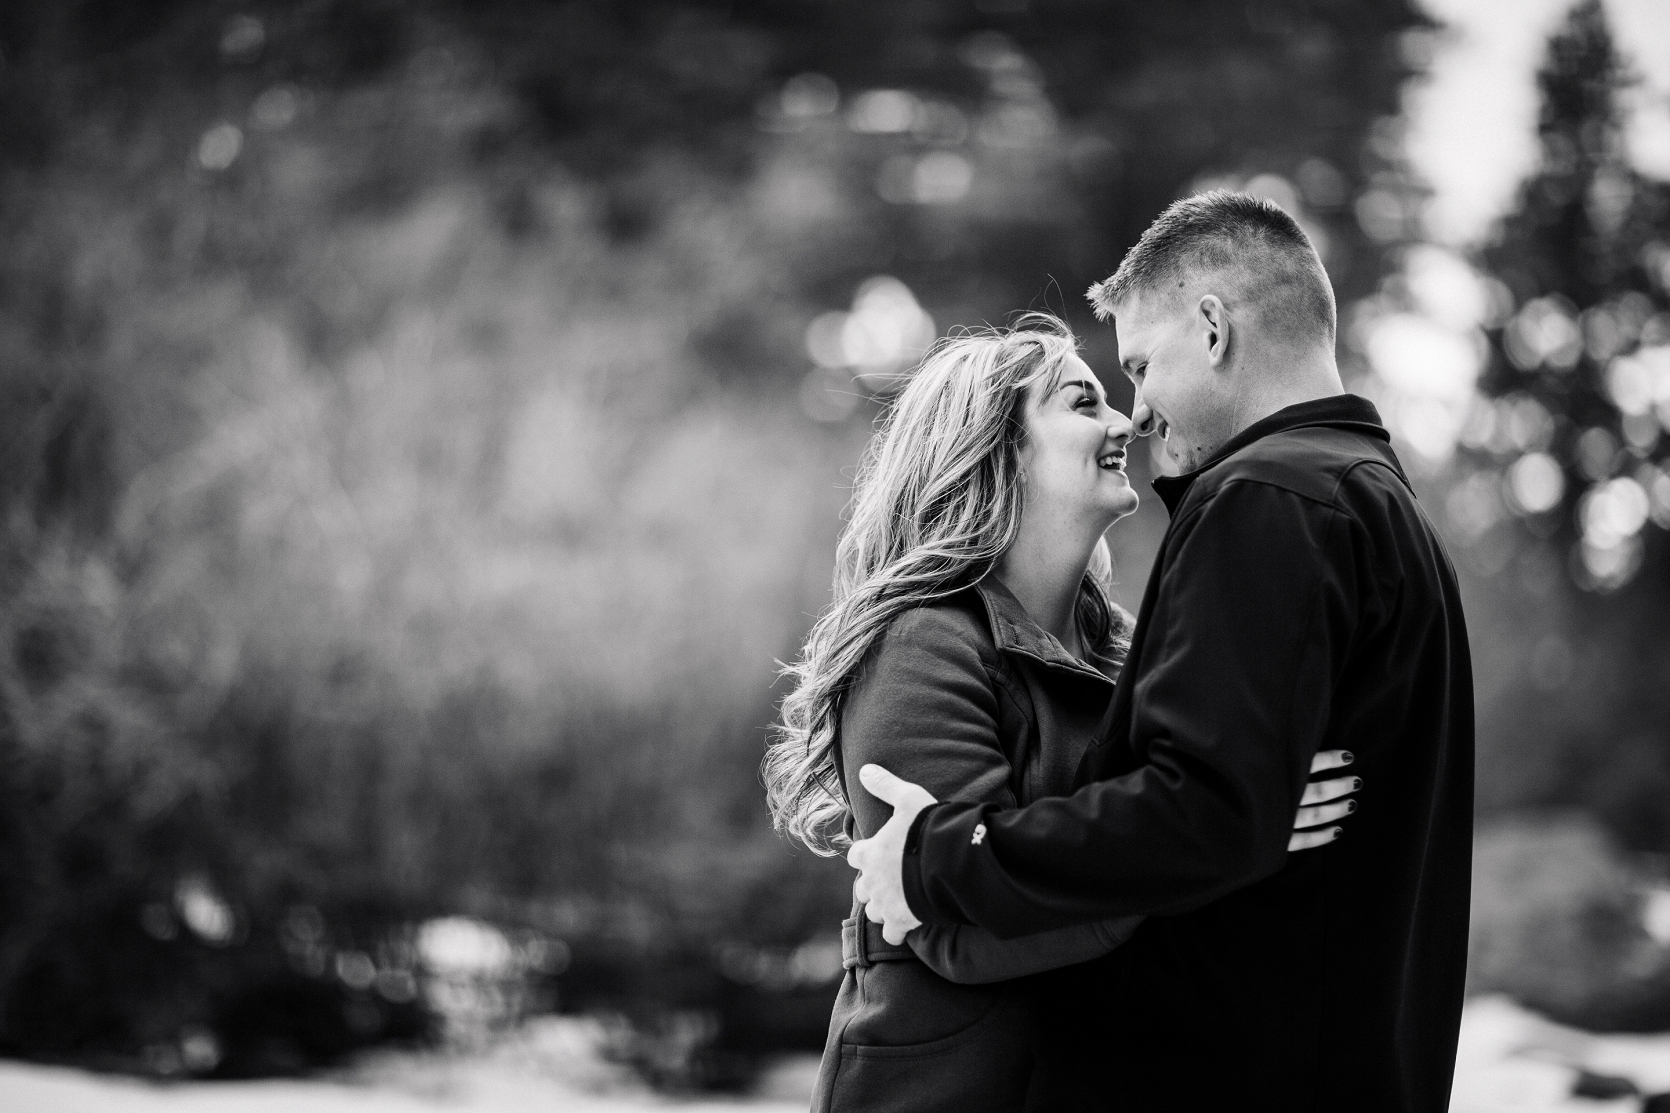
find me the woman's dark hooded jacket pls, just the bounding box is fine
[810,577,1138,1113]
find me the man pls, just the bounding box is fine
[848,191,1473,1111]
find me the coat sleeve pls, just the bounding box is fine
[900,482,1360,938]
[840,606,1134,980]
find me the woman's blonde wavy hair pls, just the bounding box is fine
[765,313,1127,855]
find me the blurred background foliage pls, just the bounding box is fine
[0,0,1667,1088]
[1423,0,1670,1033]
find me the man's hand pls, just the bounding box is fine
[847,764,939,945]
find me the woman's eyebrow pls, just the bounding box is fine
[1057,378,1099,397]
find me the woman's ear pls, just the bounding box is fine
[1198,295,1231,367]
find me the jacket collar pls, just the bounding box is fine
[1150,393,1390,516]
[971,576,1111,681]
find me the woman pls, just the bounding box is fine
[763,315,1357,1112]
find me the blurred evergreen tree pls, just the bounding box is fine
[1466,0,1670,853]
[1476,0,1670,585]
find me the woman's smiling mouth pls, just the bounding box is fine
[1097,451,1125,471]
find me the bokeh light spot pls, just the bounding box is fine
[1504,296,1583,372]
[1366,314,1483,402]
[1355,189,1408,243]
[1404,245,1498,333]
[1646,465,1670,528]
[219,15,265,60]
[803,276,935,392]
[1579,476,1649,548]
[418,916,515,976]
[912,151,973,204]
[1296,157,1347,209]
[1445,469,1505,542]
[848,89,917,133]
[1501,394,1555,453]
[1506,452,1565,514]
[175,876,235,945]
[1574,533,1644,592]
[197,123,243,171]
[1243,173,1301,214]
[335,950,377,990]
[804,311,850,368]
[252,85,300,130]
[780,72,839,119]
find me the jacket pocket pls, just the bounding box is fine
[838,960,998,1045]
[821,968,1034,1113]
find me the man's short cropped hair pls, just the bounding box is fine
[1086,190,1336,345]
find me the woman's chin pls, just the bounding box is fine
[1101,470,1137,498]
[1094,488,1140,522]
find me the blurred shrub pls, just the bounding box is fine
[0,4,857,1066]
[0,0,1423,1076]
[1470,813,1670,1031]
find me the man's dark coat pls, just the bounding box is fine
[900,395,1475,1112]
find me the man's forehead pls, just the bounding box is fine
[1113,279,1210,355]
[1113,283,1183,326]
[1111,303,1156,362]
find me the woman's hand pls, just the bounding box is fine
[1288,749,1358,851]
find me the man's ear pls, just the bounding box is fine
[1198,295,1230,367]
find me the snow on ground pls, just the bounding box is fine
[3,997,1669,1112]
[1452,996,1670,1113]
[0,1017,819,1113]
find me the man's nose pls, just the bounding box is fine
[1130,395,1158,438]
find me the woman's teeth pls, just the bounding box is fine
[1098,453,1124,470]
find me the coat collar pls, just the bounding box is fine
[1150,393,1390,516]
[970,576,1113,682]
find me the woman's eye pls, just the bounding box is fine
[1073,394,1096,410]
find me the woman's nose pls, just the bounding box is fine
[1106,408,1134,445]
[1130,397,1158,438]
